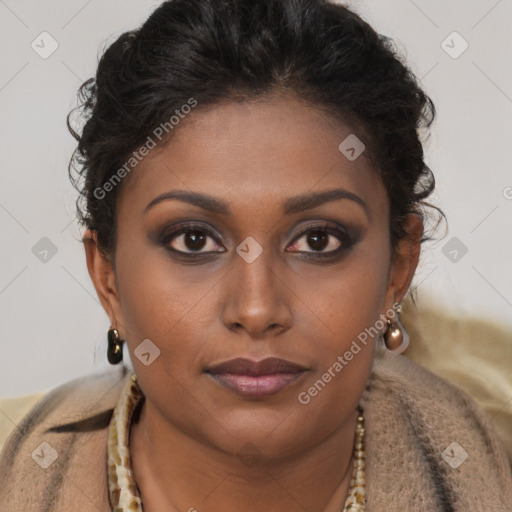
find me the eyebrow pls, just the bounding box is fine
[143,188,368,217]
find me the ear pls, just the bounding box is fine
[383,213,423,310]
[83,229,124,333]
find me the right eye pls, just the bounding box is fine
[160,224,225,255]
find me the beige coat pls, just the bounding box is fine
[1,351,511,511]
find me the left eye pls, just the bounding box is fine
[287,227,347,254]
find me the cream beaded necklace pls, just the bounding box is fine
[107,374,366,511]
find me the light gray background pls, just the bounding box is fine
[1,0,511,397]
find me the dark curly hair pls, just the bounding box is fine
[67,0,444,263]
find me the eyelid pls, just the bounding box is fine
[159,222,226,253]
[286,222,352,252]
[160,221,220,239]
[290,221,348,238]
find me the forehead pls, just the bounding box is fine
[116,91,386,221]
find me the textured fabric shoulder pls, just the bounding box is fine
[0,392,47,453]
[400,298,512,465]
[360,351,512,511]
[0,366,131,512]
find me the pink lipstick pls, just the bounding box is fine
[206,357,308,398]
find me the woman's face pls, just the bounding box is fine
[85,90,421,458]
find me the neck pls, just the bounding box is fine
[130,397,359,512]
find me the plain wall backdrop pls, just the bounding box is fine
[0,0,511,397]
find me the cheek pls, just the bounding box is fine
[293,304,382,439]
[113,240,209,374]
[292,227,391,340]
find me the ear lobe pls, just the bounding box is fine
[388,213,424,303]
[82,229,120,324]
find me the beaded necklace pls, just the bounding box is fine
[107,374,366,511]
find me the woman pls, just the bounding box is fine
[1,0,511,510]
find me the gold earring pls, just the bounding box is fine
[383,312,409,354]
[107,327,124,364]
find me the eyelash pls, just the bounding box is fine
[159,222,355,259]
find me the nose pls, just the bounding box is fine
[221,249,293,340]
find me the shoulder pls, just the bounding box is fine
[400,299,512,462]
[0,393,47,453]
[361,352,512,508]
[0,366,131,511]
[367,351,506,446]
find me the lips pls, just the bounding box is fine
[205,357,309,398]
[207,357,308,376]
